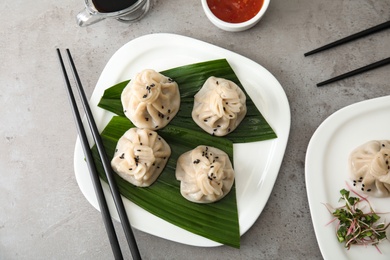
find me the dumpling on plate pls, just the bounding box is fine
[111,128,171,187]
[192,76,247,136]
[121,69,180,130]
[349,140,390,197]
[175,145,234,203]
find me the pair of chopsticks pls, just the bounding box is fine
[57,49,141,260]
[304,20,390,87]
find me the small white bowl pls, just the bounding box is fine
[201,0,270,32]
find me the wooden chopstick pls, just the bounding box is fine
[57,49,141,260]
[304,20,390,56]
[317,57,390,87]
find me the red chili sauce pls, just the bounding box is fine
[207,0,264,23]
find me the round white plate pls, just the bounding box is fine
[74,33,290,247]
[306,95,390,259]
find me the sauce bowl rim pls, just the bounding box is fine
[201,0,271,30]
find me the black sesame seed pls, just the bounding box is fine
[145,117,149,121]
[361,188,364,191]
[168,109,171,113]
[143,94,147,98]
[119,153,125,159]
[162,106,164,109]
[367,189,372,192]
[167,117,170,120]
[129,168,133,171]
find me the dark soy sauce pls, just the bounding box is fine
[92,0,138,13]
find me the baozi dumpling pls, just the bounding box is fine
[175,145,234,203]
[192,76,247,136]
[349,140,390,197]
[121,69,180,130]
[111,128,171,187]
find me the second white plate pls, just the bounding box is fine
[306,95,390,259]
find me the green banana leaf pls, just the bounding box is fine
[98,59,277,143]
[92,116,238,247]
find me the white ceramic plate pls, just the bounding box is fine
[306,95,390,259]
[74,33,290,247]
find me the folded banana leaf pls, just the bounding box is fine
[91,116,238,247]
[98,59,277,143]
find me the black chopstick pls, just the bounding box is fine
[305,20,390,56]
[317,57,390,87]
[57,49,123,259]
[57,49,141,260]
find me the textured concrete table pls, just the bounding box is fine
[1,0,389,259]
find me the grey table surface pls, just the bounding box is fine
[1,0,389,259]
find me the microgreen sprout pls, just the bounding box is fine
[325,188,390,252]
